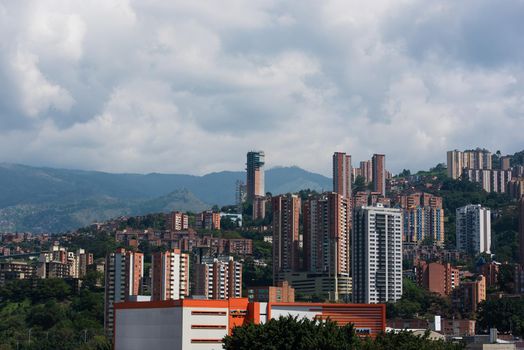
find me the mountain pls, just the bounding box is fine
[0,163,331,233]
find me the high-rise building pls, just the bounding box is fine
[246,151,265,203]
[252,195,266,220]
[196,210,221,230]
[360,160,373,184]
[193,256,242,300]
[104,248,144,337]
[520,197,524,266]
[372,154,386,196]
[352,204,403,303]
[167,211,189,231]
[303,193,351,278]
[151,249,190,301]
[272,194,300,283]
[333,152,352,199]
[456,204,491,255]
[447,150,463,179]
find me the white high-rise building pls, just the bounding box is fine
[352,204,403,304]
[456,204,491,255]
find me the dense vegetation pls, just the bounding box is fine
[0,276,109,350]
[223,315,464,350]
[477,297,524,337]
[387,279,454,319]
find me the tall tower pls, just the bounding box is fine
[272,194,301,283]
[333,152,352,199]
[104,248,144,337]
[447,150,463,179]
[352,204,403,304]
[303,192,350,276]
[372,154,386,196]
[246,151,265,203]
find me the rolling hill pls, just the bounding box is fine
[0,163,331,233]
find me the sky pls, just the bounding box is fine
[0,1,523,176]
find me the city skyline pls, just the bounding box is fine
[1,2,523,176]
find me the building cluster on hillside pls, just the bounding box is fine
[0,242,93,287]
[447,148,524,197]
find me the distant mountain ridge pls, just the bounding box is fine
[0,163,331,233]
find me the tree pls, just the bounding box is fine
[223,316,464,350]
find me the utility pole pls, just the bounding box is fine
[84,329,88,343]
[28,328,32,346]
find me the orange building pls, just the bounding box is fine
[416,261,459,296]
[333,152,352,200]
[167,211,189,231]
[114,299,386,349]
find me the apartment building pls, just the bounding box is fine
[272,194,301,283]
[352,204,403,303]
[167,211,189,231]
[193,256,242,300]
[416,261,460,296]
[196,210,221,230]
[104,248,144,338]
[456,204,491,255]
[151,249,190,301]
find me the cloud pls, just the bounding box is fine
[0,0,523,176]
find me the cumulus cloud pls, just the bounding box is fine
[0,0,523,176]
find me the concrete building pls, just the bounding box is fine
[302,192,351,300]
[247,281,295,303]
[416,261,460,296]
[272,194,300,283]
[193,256,242,300]
[235,180,246,214]
[252,195,266,221]
[333,152,352,200]
[352,204,403,304]
[167,211,189,231]
[372,154,386,196]
[196,211,221,230]
[113,299,386,350]
[246,151,265,203]
[104,248,144,338]
[447,149,493,180]
[277,271,352,300]
[456,204,491,255]
[152,249,190,301]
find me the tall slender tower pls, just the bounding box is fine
[246,151,265,203]
[303,192,350,276]
[372,154,386,196]
[352,204,403,303]
[333,152,352,199]
[272,194,301,283]
[456,204,491,255]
